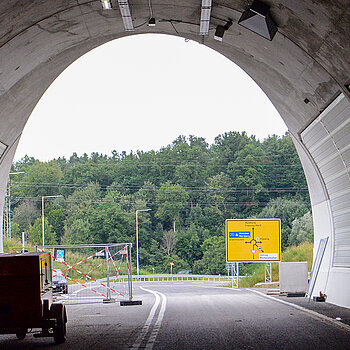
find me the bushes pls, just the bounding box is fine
[235,242,314,288]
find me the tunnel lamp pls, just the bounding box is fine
[345,83,350,92]
[199,0,212,36]
[238,0,277,41]
[214,19,233,42]
[148,17,156,26]
[118,0,134,31]
[101,0,112,9]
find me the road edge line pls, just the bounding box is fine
[130,287,161,349]
[145,290,167,349]
[247,288,350,333]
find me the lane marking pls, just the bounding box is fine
[247,288,350,333]
[145,290,167,349]
[131,287,167,349]
[131,287,160,349]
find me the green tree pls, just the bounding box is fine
[176,225,202,267]
[18,160,63,198]
[12,200,40,232]
[46,198,66,243]
[29,217,57,245]
[63,183,101,243]
[260,197,309,250]
[156,182,189,231]
[262,133,307,193]
[89,200,132,244]
[140,238,167,272]
[162,230,177,256]
[288,211,314,246]
[193,236,226,275]
[10,222,21,239]
[62,218,92,244]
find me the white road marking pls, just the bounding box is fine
[145,290,167,349]
[130,287,165,349]
[247,288,350,333]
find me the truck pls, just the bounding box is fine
[0,252,67,343]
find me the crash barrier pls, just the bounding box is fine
[10,243,133,304]
[115,274,231,282]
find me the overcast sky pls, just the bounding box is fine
[14,34,287,162]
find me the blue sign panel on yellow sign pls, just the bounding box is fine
[229,231,251,238]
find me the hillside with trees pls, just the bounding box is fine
[6,132,313,274]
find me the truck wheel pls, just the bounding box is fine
[51,303,67,344]
[16,328,27,340]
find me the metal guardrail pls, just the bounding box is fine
[106,274,231,283]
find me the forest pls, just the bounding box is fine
[5,131,313,274]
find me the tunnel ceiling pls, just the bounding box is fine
[0,0,349,153]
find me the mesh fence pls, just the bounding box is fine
[9,243,133,304]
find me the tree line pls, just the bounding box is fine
[7,131,313,274]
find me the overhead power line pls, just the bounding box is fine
[10,181,309,193]
[10,196,278,207]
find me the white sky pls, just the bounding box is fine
[15,34,287,162]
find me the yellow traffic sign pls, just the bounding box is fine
[226,219,281,262]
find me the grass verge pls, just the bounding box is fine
[234,242,313,288]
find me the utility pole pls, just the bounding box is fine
[2,172,24,240]
[135,208,151,275]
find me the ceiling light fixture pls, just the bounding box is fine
[101,0,112,9]
[214,19,233,42]
[199,0,212,36]
[147,0,156,27]
[238,0,277,41]
[148,17,156,26]
[118,0,134,32]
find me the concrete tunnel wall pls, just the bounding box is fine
[0,1,349,307]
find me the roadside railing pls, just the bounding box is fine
[105,274,231,283]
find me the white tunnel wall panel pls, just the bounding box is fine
[301,93,350,268]
[312,142,338,164]
[335,237,350,247]
[325,168,348,184]
[326,175,349,194]
[331,195,350,213]
[335,231,350,242]
[319,159,346,179]
[322,103,349,131]
[342,149,350,165]
[333,128,350,150]
[302,125,328,153]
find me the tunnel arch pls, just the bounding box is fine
[0,1,349,307]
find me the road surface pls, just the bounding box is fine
[1,281,349,349]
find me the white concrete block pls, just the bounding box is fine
[279,262,308,293]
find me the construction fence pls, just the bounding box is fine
[9,243,133,304]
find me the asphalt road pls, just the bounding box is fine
[1,281,349,349]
